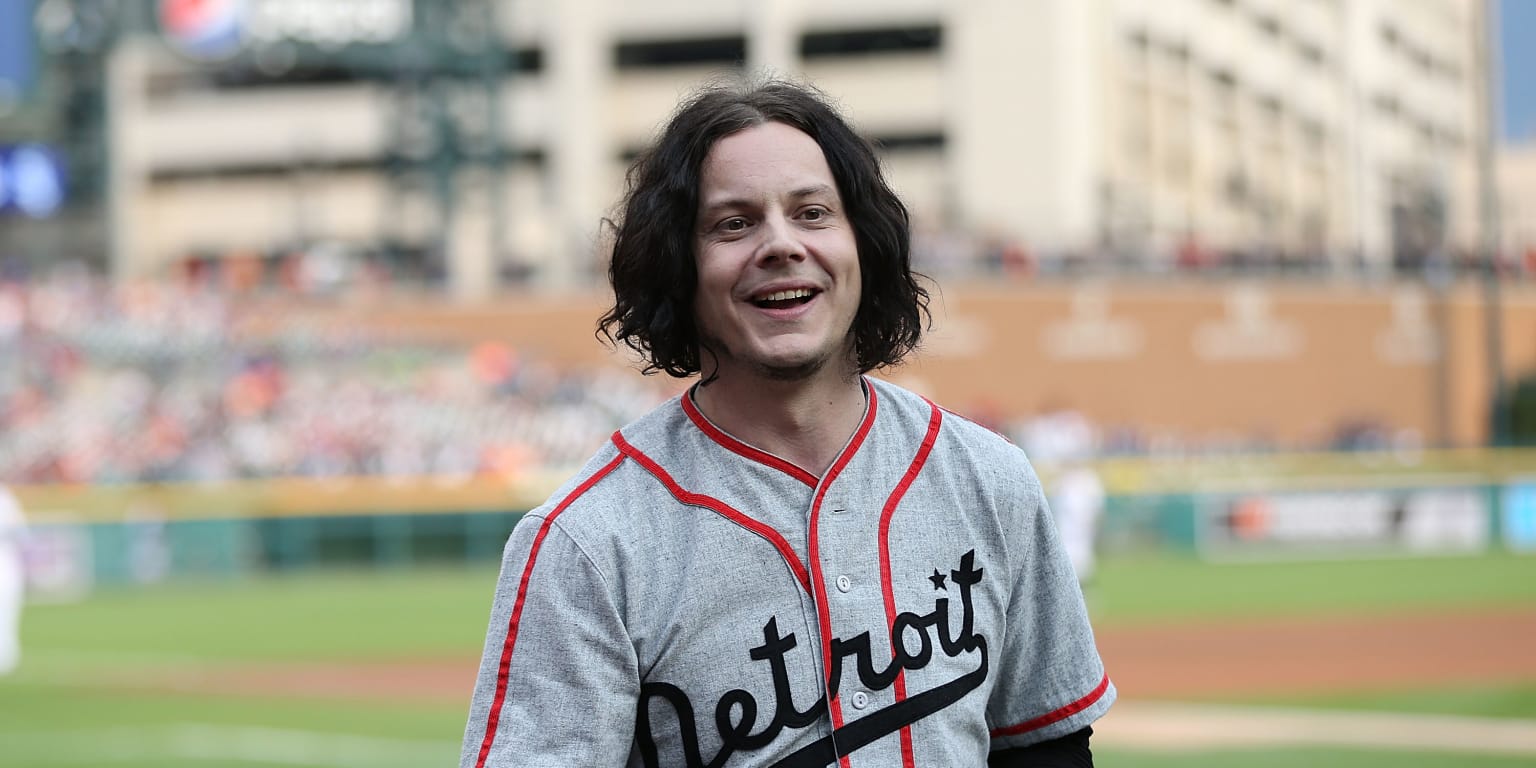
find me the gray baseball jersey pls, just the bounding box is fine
[461,376,1114,768]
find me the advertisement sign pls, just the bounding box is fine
[23,516,93,603]
[159,0,249,61]
[157,0,411,60]
[1504,480,1536,553]
[246,0,411,47]
[1197,485,1489,560]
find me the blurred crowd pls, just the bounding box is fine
[0,269,671,486]
[0,266,1445,487]
[912,226,1536,283]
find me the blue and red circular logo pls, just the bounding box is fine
[158,0,247,61]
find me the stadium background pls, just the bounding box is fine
[3,0,1536,766]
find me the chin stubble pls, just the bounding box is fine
[697,329,856,384]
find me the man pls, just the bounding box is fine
[1021,406,1105,585]
[1046,461,1105,587]
[461,79,1114,768]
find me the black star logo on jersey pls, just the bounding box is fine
[929,569,947,590]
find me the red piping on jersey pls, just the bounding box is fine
[683,390,820,488]
[611,431,812,594]
[827,695,849,768]
[879,398,943,768]
[807,380,879,768]
[473,453,625,768]
[989,673,1112,738]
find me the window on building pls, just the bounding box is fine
[1410,48,1434,74]
[800,25,942,59]
[1301,119,1326,149]
[1297,40,1326,69]
[206,45,542,90]
[1259,95,1283,121]
[1210,68,1238,128]
[1166,40,1191,65]
[1124,76,1153,175]
[872,132,945,152]
[1254,13,1282,39]
[511,48,543,73]
[614,36,747,69]
[212,62,364,89]
[1416,120,1436,144]
[1373,92,1401,118]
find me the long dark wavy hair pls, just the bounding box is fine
[597,78,930,378]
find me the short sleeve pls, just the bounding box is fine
[461,513,639,768]
[985,461,1115,749]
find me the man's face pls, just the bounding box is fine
[692,121,862,383]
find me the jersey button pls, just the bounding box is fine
[851,691,870,709]
[836,575,852,593]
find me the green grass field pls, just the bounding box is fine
[2,552,1534,767]
[1090,551,1536,628]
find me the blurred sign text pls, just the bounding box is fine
[158,0,412,60]
[1198,486,1490,559]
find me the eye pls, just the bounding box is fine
[719,217,749,232]
[801,206,828,222]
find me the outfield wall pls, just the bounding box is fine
[11,449,1536,590]
[242,278,1536,448]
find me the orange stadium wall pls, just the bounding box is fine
[896,280,1536,449]
[251,280,1536,449]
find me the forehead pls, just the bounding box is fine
[698,121,838,199]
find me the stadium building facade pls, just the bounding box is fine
[103,0,1487,294]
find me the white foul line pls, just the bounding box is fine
[1097,702,1536,756]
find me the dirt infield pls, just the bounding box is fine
[1096,607,1536,701]
[75,606,1536,706]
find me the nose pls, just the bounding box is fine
[755,213,807,264]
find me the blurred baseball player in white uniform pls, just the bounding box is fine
[1048,463,1105,585]
[0,485,27,675]
[461,79,1113,767]
[1021,408,1105,585]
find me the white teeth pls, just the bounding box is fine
[759,289,813,302]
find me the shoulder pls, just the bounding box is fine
[889,382,1034,477]
[867,377,1018,451]
[515,395,687,546]
[870,380,1045,523]
[612,391,690,444]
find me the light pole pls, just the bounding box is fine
[1477,0,1508,446]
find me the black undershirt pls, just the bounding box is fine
[988,726,1094,768]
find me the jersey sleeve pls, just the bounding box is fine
[460,512,639,768]
[985,456,1115,749]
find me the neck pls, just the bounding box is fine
[691,367,868,478]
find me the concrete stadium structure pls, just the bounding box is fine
[104,0,1490,296]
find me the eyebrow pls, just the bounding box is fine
[789,184,837,200]
[698,184,839,216]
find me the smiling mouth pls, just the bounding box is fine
[751,288,817,310]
